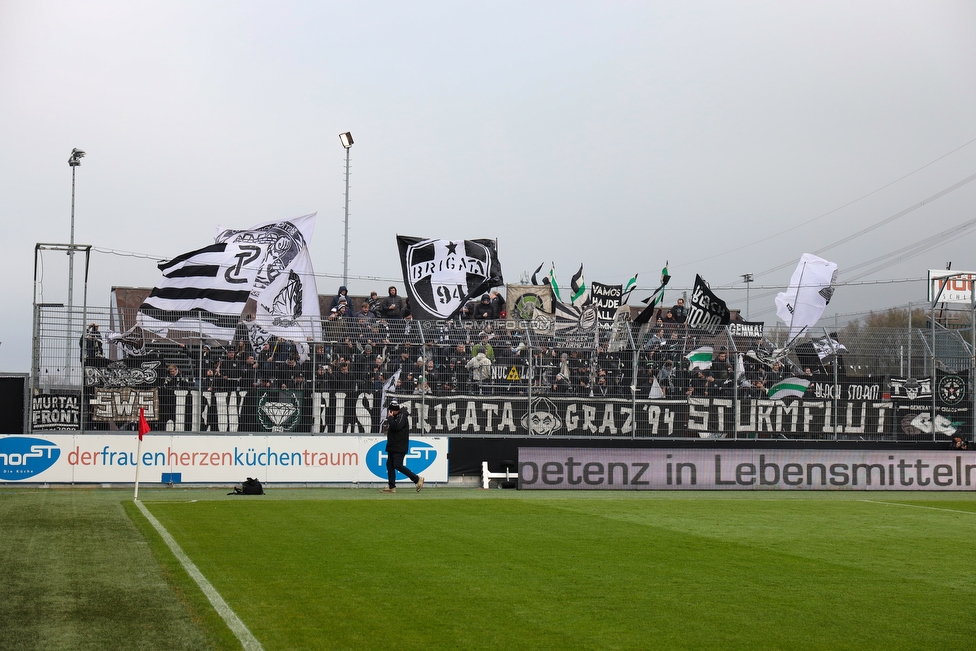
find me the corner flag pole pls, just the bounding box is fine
[134,407,150,501]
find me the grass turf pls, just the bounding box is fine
[0,489,225,651]
[3,488,976,650]
[141,490,976,650]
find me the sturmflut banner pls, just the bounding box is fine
[76,389,902,438]
[519,448,976,491]
[0,435,448,484]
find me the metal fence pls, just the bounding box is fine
[29,305,975,442]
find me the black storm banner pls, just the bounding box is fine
[687,275,731,334]
[397,236,504,320]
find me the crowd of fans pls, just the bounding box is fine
[82,287,810,401]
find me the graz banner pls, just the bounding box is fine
[0,434,448,484]
[519,448,976,491]
[890,372,972,438]
[100,390,901,438]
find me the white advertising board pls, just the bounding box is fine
[519,448,976,491]
[0,435,448,484]
[927,270,976,304]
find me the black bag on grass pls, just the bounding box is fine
[230,477,264,495]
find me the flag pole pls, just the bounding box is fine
[133,435,143,501]
[134,407,150,501]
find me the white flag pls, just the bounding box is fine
[775,254,838,344]
[649,376,665,399]
[217,214,322,344]
[137,242,266,341]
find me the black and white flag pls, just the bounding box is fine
[216,213,322,344]
[590,281,623,325]
[137,242,266,341]
[397,236,504,320]
[813,336,849,360]
[686,275,731,334]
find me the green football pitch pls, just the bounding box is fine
[2,488,975,651]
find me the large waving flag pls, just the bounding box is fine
[775,254,838,346]
[217,214,322,344]
[137,242,266,341]
[396,236,504,320]
[686,275,731,334]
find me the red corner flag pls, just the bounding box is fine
[138,407,151,441]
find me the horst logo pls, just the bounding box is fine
[0,437,61,480]
[365,440,437,480]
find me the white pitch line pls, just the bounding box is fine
[860,499,976,515]
[135,500,264,651]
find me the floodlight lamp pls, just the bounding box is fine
[339,132,354,148]
[68,148,86,166]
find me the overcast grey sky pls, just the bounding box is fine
[2,1,976,372]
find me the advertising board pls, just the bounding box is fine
[927,270,976,303]
[518,447,976,491]
[0,435,448,484]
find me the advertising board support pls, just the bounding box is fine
[725,325,740,440]
[927,270,976,442]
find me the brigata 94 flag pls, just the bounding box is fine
[397,236,503,320]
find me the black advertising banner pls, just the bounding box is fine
[890,372,971,439]
[397,236,504,321]
[687,275,731,334]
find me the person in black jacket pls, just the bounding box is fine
[380,400,424,493]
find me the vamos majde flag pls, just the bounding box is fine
[397,236,504,320]
[590,281,622,327]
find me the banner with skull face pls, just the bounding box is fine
[397,236,504,320]
[890,372,971,437]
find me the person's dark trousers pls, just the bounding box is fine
[387,452,420,488]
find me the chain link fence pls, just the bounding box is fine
[30,305,975,442]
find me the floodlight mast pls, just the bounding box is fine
[339,132,353,287]
[741,273,754,320]
[67,148,85,319]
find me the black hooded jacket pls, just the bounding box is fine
[384,408,411,454]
